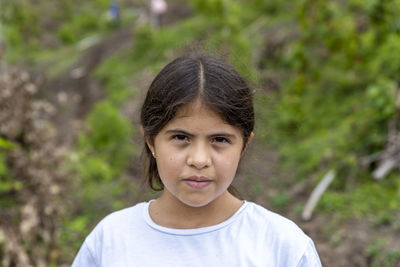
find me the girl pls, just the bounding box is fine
[72,54,322,266]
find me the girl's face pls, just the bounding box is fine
[147,100,251,208]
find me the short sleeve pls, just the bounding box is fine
[296,239,322,267]
[71,241,98,267]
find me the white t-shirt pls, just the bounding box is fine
[72,201,322,267]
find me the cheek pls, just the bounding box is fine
[216,152,241,177]
[157,149,185,176]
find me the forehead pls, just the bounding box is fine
[165,100,237,132]
[175,100,219,118]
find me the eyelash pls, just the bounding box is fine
[213,137,230,144]
[172,135,188,141]
[171,135,230,144]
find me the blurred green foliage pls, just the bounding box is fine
[75,100,135,182]
[252,3,400,250]
[63,100,136,256]
[263,0,400,176]
[0,0,129,63]
[0,151,11,193]
[94,52,136,105]
[366,238,400,267]
[3,0,400,265]
[269,191,290,209]
[319,176,400,222]
[0,138,20,195]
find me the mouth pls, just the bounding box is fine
[182,176,213,189]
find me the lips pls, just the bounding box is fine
[182,176,213,189]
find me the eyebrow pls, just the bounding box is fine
[164,129,237,139]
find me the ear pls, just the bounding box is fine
[242,132,254,153]
[141,125,156,155]
[146,139,156,157]
[140,125,145,136]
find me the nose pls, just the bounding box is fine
[187,142,212,169]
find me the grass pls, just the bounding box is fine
[319,175,400,226]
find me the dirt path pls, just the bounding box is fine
[39,26,134,146]
[39,2,193,147]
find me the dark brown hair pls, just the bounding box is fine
[140,54,254,197]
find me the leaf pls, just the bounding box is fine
[0,138,17,150]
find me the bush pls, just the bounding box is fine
[75,101,135,182]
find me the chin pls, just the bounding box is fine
[179,197,214,208]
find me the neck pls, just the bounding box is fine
[149,191,243,229]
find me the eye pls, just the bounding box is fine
[212,136,230,144]
[172,134,189,142]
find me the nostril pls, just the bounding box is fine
[188,160,210,169]
[187,156,211,169]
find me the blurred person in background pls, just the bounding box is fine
[150,0,167,28]
[107,1,120,27]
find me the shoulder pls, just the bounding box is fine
[240,202,321,265]
[243,201,306,236]
[85,202,148,244]
[72,202,149,266]
[98,202,146,227]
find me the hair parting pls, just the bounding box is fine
[198,60,205,94]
